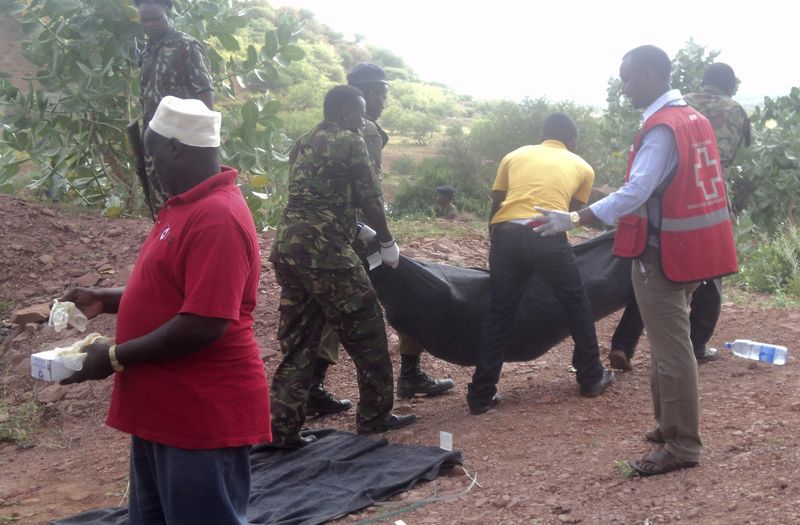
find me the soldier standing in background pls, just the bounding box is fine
[307,63,454,417]
[435,185,458,219]
[136,0,214,213]
[608,62,751,372]
[269,85,416,447]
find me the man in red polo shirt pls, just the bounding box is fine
[60,96,269,524]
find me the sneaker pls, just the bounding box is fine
[357,413,417,435]
[397,372,455,398]
[306,386,353,416]
[579,368,615,398]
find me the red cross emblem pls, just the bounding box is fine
[694,145,721,201]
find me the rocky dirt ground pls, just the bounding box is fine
[1,193,800,525]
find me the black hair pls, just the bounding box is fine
[323,85,364,122]
[703,63,736,93]
[542,112,578,144]
[623,45,672,81]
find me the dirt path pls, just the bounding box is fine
[1,194,799,524]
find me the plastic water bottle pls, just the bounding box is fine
[724,339,787,365]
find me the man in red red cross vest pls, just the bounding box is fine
[533,45,738,476]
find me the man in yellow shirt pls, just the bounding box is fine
[467,113,614,414]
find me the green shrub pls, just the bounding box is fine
[390,157,455,217]
[731,218,800,296]
[389,155,416,176]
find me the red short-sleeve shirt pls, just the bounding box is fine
[107,169,271,449]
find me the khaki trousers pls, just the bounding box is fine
[632,248,701,463]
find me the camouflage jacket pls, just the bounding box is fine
[139,28,214,126]
[269,121,382,269]
[685,85,751,168]
[362,118,389,179]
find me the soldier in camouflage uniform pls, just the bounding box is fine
[609,63,751,372]
[685,63,752,204]
[306,64,455,417]
[136,0,214,214]
[268,86,416,447]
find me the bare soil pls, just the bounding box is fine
[1,194,799,525]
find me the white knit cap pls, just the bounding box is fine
[148,96,221,148]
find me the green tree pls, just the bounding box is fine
[670,38,718,95]
[737,88,800,231]
[0,0,305,229]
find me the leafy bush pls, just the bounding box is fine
[381,107,439,145]
[390,157,457,217]
[736,88,800,232]
[389,154,416,175]
[730,215,800,296]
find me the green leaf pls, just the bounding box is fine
[263,31,279,59]
[224,15,248,29]
[246,45,258,67]
[241,100,259,129]
[76,61,95,77]
[278,45,304,62]
[276,23,292,46]
[260,100,281,117]
[215,32,240,52]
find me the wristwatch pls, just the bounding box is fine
[108,344,125,373]
[570,211,580,226]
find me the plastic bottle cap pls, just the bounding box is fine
[724,342,732,349]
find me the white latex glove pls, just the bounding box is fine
[532,207,575,236]
[356,223,377,241]
[379,239,400,269]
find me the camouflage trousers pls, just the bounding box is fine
[317,326,423,364]
[270,262,394,439]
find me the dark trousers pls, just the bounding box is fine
[612,278,722,359]
[128,436,251,525]
[468,223,603,405]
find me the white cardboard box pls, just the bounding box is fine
[30,349,78,382]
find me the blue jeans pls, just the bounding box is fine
[128,436,251,525]
[468,223,603,405]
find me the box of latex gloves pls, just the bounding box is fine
[31,333,112,382]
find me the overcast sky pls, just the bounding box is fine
[272,0,797,109]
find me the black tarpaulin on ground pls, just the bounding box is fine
[50,429,461,525]
[370,230,634,366]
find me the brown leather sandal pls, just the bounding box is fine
[628,446,698,476]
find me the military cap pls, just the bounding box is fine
[134,0,173,11]
[347,63,388,87]
[436,185,456,195]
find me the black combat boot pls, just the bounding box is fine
[306,360,353,416]
[396,355,455,399]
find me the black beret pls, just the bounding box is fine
[436,185,456,195]
[134,0,173,11]
[347,63,388,87]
